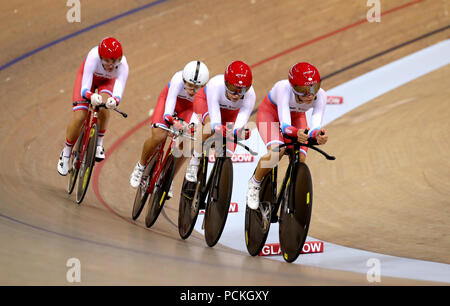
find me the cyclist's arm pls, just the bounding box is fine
[309,89,327,139]
[233,89,255,136]
[163,72,184,121]
[80,50,97,100]
[112,56,129,106]
[275,87,297,138]
[205,84,222,132]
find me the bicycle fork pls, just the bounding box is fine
[277,159,296,218]
[76,108,98,169]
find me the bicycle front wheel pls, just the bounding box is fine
[279,162,313,263]
[204,157,233,247]
[245,171,273,256]
[67,130,84,194]
[178,155,207,239]
[144,154,177,228]
[76,125,98,204]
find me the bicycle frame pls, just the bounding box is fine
[202,136,226,196]
[74,105,100,170]
[144,137,175,195]
[272,147,301,215]
[198,135,235,202]
[143,119,195,193]
[72,101,127,171]
[271,139,335,216]
[199,134,257,211]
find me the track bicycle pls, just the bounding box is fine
[132,117,195,228]
[244,131,335,262]
[67,101,127,204]
[178,129,257,247]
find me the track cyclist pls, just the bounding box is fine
[185,60,255,183]
[57,37,129,175]
[129,61,210,198]
[246,62,329,210]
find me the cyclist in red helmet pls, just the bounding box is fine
[246,62,329,210]
[57,37,129,176]
[185,60,256,182]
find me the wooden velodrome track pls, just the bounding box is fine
[0,0,449,285]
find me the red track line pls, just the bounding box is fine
[92,0,424,221]
[92,117,152,224]
[251,0,425,68]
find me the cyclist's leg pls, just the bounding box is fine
[185,88,211,182]
[65,59,90,154]
[140,126,169,165]
[246,95,283,209]
[139,85,171,166]
[171,101,196,178]
[95,78,116,150]
[65,109,88,147]
[220,109,240,157]
[291,111,309,163]
[59,108,88,175]
[59,60,90,174]
[253,95,285,181]
[130,87,170,187]
[185,114,212,181]
[130,126,168,188]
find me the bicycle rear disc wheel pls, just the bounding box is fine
[204,157,233,247]
[279,162,313,263]
[132,154,158,220]
[245,172,273,256]
[76,125,98,204]
[67,130,84,194]
[178,156,207,239]
[144,154,177,228]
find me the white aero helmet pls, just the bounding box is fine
[182,60,209,86]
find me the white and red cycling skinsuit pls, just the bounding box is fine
[152,71,199,128]
[257,79,327,156]
[194,74,256,155]
[72,46,129,111]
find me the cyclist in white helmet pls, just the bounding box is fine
[129,61,209,198]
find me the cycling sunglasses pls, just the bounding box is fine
[292,83,321,96]
[225,81,250,96]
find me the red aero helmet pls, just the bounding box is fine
[225,60,253,89]
[288,62,321,95]
[98,37,123,60]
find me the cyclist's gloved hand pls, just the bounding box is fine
[296,128,309,144]
[90,93,103,107]
[106,97,119,109]
[315,129,328,145]
[234,127,251,140]
[213,124,227,137]
[163,114,174,126]
[283,125,301,140]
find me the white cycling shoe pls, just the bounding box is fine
[95,145,105,161]
[185,164,199,182]
[130,162,145,188]
[57,151,70,176]
[167,182,174,199]
[246,178,261,210]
